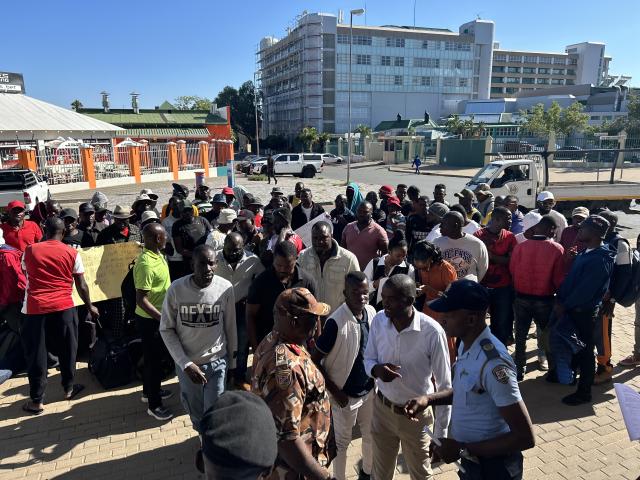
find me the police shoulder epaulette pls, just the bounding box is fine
[479,338,500,361]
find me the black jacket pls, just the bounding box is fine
[291,203,325,230]
[96,223,142,245]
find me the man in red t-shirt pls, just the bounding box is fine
[21,217,99,415]
[0,200,42,252]
[474,207,518,345]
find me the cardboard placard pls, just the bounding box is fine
[294,212,333,247]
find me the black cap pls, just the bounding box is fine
[273,207,291,223]
[211,193,228,205]
[59,208,78,219]
[79,202,95,214]
[581,214,610,238]
[172,183,189,198]
[200,391,277,469]
[429,279,490,312]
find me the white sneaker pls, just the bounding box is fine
[147,406,173,421]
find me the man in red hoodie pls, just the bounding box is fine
[510,216,565,380]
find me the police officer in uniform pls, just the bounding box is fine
[405,279,535,479]
[252,287,337,480]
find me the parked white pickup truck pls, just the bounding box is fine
[0,169,50,212]
[250,153,324,178]
[465,155,639,214]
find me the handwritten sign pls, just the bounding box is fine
[294,212,333,248]
[72,243,142,306]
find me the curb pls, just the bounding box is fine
[387,166,473,178]
[350,161,385,170]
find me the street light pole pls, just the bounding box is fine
[347,8,365,185]
[254,70,260,158]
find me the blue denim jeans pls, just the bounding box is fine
[176,356,227,433]
[488,286,514,346]
[234,301,248,382]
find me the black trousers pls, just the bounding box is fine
[460,452,523,480]
[570,307,598,397]
[135,314,165,409]
[22,307,79,403]
[266,169,277,184]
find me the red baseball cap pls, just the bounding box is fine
[222,187,234,195]
[7,200,26,211]
[379,185,394,196]
[387,196,401,208]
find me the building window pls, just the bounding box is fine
[537,68,550,74]
[569,58,578,65]
[394,75,403,85]
[394,56,404,67]
[566,79,575,85]
[522,67,536,74]
[491,87,503,94]
[492,76,505,83]
[551,78,564,85]
[553,57,566,65]
[355,54,371,65]
[494,53,507,62]
[413,57,439,68]
[591,115,601,121]
[337,34,349,44]
[353,35,372,45]
[413,76,433,86]
[539,57,552,64]
[337,54,349,64]
[509,55,522,62]
[386,37,405,48]
[445,41,471,51]
[443,77,455,87]
[552,68,565,75]
[536,78,549,84]
[459,78,469,87]
[524,55,537,63]
[492,65,505,73]
[381,56,391,66]
[507,66,521,73]
[522,78,535,84]
[567,69,576,76]
[505,87,519,94]
[422,40,439,49]
[506,77,520,84]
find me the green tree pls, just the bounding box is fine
[214,81,261,146]
[520,101,588,136]
[318,132,331,152]
[263,134,288,152]
[444,115,485,137]
[609,94,640,134]
[70,99,83,111]
[173,95,212,110]
[298,126,319,152]
[445,114,464,135]
[354,124,372,136]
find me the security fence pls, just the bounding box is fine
[36,148,85,185]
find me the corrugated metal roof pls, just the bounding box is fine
[114,128,210,138]
[79,109,227,126]
[0,93,123,132]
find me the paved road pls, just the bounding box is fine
[323,163,640,242]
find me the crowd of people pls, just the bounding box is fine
[1,176,639,480]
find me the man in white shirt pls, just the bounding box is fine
[434,211,489,282]
[532,191,567,242]
[364,274,452,480]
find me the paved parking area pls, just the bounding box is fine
[3,172,639,479]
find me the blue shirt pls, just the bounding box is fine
[450,327,522,444]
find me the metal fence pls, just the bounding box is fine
[142,144,170,175]
[94,144,131,180]
[36,148,85,185]
[180,144,201,171]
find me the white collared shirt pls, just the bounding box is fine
[364,308,452,437]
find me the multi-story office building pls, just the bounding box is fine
[258,13,494,138]
[490,42,611,98]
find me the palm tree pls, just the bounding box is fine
[354,124,372,137]
[70,99,83,111]
[298,126,319,152]
[318,132,331,152]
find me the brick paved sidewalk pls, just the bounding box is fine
[2,303,639,479]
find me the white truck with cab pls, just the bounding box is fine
[466,154,639,214]
[250,153,324,178]
[0,169,50,213]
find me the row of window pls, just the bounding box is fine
[335,72,470,88]
[336,54,472,69]
[492,76,572,85]
[493,53,575,65]
[492,66,575,75]
[336,33,472,51]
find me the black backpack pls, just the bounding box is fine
[89,335,137,389]
[121,260,137,320]
[615,246,640,307]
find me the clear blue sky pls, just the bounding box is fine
[4,0,637,109]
